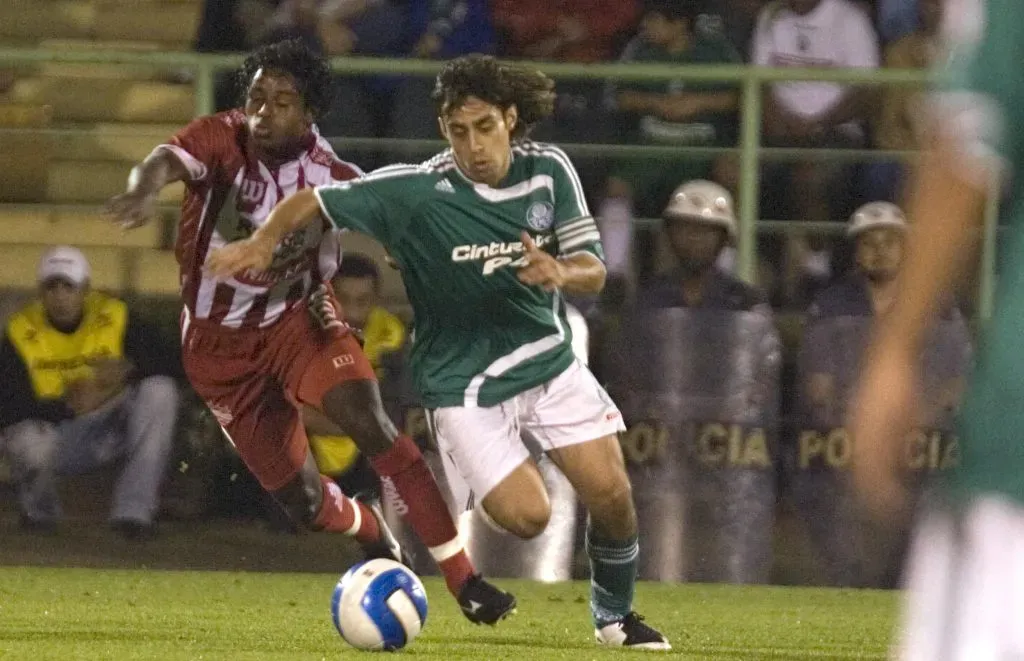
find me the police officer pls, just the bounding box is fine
[642,179,769,311]
[808,201,908,319]
[804,200,969,444]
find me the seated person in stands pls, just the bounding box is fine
[0,247,179,539]
[601,0,742,287]
[804,202,968,417]
[390,0,498,138]
[869,0,943,202]
[492,0,637,63]
[751,0,880,306]
[304,253,406,505]
[641,180,769,312]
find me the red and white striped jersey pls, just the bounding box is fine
[157,109,362,330]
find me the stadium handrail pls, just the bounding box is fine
[0,49,998,321]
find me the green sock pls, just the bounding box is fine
[586,521,639,628]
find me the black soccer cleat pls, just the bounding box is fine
[358,501,414,568]
[457,574,517,625]
[594,611,671,650]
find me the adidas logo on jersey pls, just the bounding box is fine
[434,178,455,194]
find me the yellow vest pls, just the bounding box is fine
[310,306,406,476]
[6,292,128,400]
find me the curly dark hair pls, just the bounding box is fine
[237,38,331,118]
[431,54,556,140]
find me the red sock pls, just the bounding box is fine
[370,434,475,596]
[313,476,381,546]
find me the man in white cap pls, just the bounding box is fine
[0,246,180,538]
[642,179,770,311]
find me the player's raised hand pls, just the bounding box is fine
[205,235,276,280]
[517,231,565,291]
[105,190,158,230]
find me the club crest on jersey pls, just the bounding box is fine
[526,201,554,231]
[239,178,268,208]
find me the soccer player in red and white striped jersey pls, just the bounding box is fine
[107,39,515,624]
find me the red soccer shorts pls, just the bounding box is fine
[181,304,375,491]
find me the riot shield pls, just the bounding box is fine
[617,308,781,584]
[790,314,971,586]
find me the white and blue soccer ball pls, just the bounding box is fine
[331,558,428,651]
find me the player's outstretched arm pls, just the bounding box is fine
[105,150,189,230]
[517,232,606,294]
[848,131,989,519]
[205,188,323,279]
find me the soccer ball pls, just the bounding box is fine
[331,558,428,651]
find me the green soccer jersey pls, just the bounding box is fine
[314,141,604,409]
[937,0,1024,504]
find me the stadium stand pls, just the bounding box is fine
[0,0,200,295]
[0,0,420,305]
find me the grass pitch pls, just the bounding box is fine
[0,567,896,660]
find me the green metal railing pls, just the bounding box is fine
[0,49,999,319]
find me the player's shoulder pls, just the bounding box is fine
[307,130,365,180]
[184,109,246,136]
[420,149,458,175]
[512,139,572,163]
[344,160,444,198]
[512,140,577,175]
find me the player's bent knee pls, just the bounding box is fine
[483,498,551,540]
[513,506,551,540]
[585,479,637,534]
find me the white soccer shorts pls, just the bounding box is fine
[896,495,1024,661]
[428,359,626,512]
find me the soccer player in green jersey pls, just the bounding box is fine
[208,54,670,650]
[849,0,1024,657]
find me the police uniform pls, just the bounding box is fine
[642,267,769,311]
[0,247,179,530]
[616,181,780,583]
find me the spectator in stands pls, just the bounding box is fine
[195,0,276,54]
[642,180,770,311]
[602,1,742,290]
[259,0,408,138]
[195,0,278,109]
[804,202,966,417]
[699,0,768,61]
[391,0,498,138]
[868,0,942,202]
[0,247,179,539]
[304,254,406,507]
[752,0,880,307]
[405,0,495,60]
[491,0,639,63]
